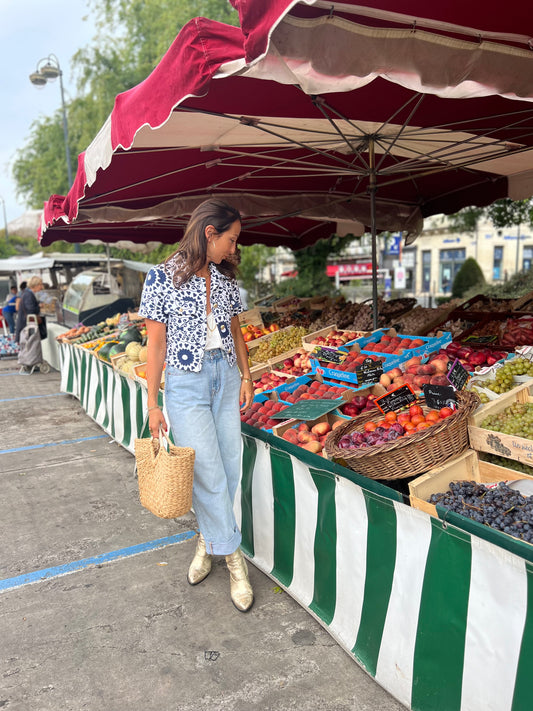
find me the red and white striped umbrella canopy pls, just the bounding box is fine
[40,2,533,249]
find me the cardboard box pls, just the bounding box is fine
[409,448,532,517]
[467,379,533,467]
[272,411,348,458]
[269,347,313,377]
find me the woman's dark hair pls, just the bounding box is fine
[19,281,27,290]
[165,199,241,286]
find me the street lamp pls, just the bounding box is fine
[0,196,9,245]
[29,54,73,187]
[30,54,77,250]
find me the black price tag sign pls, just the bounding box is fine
[447,358,470,391]
[375,384,417,414]
[355,357,384,386]
[312,346,346,365]
[422,384,457,410]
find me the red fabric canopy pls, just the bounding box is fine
[40,3,533,249]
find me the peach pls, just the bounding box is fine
[297,431,314,443]
[332,420,345,430]
[379,373,392,387]
[414,375,431,387]
[430,375,451,386]
[297,422,310,432]
[301,441,323,454]
[388,367,403,379]
[311,422,332,436]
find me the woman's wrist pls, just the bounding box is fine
[241,376,252,383]
[147,405,161,412]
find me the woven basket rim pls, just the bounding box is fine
[325,390,480,464]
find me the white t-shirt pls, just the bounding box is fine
[205,310,223,350]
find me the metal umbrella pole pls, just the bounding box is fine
[368,139,379,330]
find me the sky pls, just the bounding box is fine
[0,0,95,227]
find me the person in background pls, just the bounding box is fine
[238,280,249,310]
[3,285,17,334]
[15,276,43,343]
[15,281,27,315]
[139,199,255,612]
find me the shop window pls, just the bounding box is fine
[439,248,465,293]
[523,247,533,273]
[421,250,431,291]
[493,246,503,280]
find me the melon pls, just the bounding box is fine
[137,346,148,363]
[125,341,142,360]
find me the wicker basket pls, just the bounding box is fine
[135,433,195,518]
[324,390,480,480]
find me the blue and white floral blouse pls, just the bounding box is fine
[138,256,243,372]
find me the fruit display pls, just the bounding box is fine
[442,341,508,369]
[252,371,291,395]
[470,357,533,394]
[250,326,308,362]
[240,399,289,430]
[362,333,427,355]
[270,349,313,376]
[500,317,533,347]
[427,480,533,544]
[57,325,92,342]
[379,353,452,393]
[277,380,352,403]
[279,419,344,454]
[335,405,454,450]
[306,329,359,348]
[480,401,533,438]
[479,451,533,475]
[314,349,385,375]
[339,393,378,417]
[240,322,280,343]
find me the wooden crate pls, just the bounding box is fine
[302,325,368,351]
[409,449,531,517]
[238,307,264,327]
[467,379,533,466]
[272,296,311,313]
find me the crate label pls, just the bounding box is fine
[355,358,384,387]
[447,358,470,391]
[270,398,342,420]
[422,384,457,410]
[375,384,417,413]
[312,346,346,365]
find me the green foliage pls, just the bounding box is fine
[486,199,533,229]
[448,207,485,235]
[451,257,486,299]
[12,0,239,214]
[237,244,275,301]
[0,232,42,258]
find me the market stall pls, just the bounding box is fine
[57,307,533,711]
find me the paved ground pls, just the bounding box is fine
[0,356,406,711]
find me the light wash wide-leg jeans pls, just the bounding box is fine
[164,348,242,555]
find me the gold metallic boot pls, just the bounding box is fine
[187,533,212,585]
[225,548,254,612]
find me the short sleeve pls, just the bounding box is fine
[138,267,169,324]
[229,278,243,317]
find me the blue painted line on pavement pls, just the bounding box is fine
[0,393,64,403]
[0,530,197,594]
[0,434,108,455]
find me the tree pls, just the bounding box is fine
[12,0,239,212]
[448,207,485,235]
[486,199,533,275]
[452,257,485,298]
[238,244,275,300]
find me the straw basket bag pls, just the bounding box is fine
[134,430,195,518]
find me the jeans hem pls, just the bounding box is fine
[203,529,242,556]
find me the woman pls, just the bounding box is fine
[138,199,255,612]
[15,276,43,343]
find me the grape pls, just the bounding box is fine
[475,358,533,394]
[428,480,533,544]
[481,402,533,440]
[250,326,309,362]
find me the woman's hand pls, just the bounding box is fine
[149,408,167,438]
[239,378,254,413]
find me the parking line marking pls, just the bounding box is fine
[0,434,108,455]
[0,393,64,403]
[0,530,197,593]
